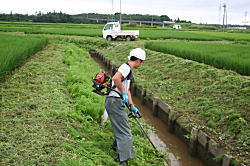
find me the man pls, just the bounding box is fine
[105,48,146,165]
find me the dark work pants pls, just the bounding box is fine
[105,96,134,162]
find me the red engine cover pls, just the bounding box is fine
[95,73,106,84]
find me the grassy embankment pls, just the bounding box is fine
[145,41,250,76]
[0,34,48,79]
[97,42,250,165]
[0,37,166,165]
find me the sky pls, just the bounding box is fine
[0,0,249,25]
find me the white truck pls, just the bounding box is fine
[102,22,139,41]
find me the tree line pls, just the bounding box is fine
[0,11,191,24]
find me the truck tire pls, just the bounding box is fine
[106,36,113,41]
[126,36,132,41]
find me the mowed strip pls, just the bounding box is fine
[0,43,74,165]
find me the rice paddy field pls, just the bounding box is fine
[1,21,250,41]
[0,34,48,80]
[145,41,250,76]
[0,21,249,166]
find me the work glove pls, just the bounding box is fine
[130,104,139,114]
[121,93,128,104]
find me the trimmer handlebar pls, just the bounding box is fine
[92,79,155,149]
[92,79,142,119]
[126,103,142,119]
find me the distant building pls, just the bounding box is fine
[173,25,181,29]
[226,26,247,30]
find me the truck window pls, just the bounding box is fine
[104,24,113,30]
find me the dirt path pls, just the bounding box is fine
[0,42,74,165]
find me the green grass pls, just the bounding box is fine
[0,43,75,165]
[187,24,219,30]
[191,31,250,41]
[140,30,222,41]
[0,22,103,37]
[0,21,105,29]
[24,28,102,37]
[0,39,166,165]
[0,34,48,79]
[63,43,105,120]
[61,42,166,165]
[145,41,250,76]
[0,26,102,37]
[1,21,250,42]
[56,36,110,50]
[97,42,250,165]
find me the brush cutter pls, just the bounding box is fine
[92,74,156,149]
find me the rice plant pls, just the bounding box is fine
[0,34,48,79]
[145,41,250,76]
[140,30,222,41]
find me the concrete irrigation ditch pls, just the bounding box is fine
[89,49,247,166]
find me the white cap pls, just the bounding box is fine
[128,48,146,61]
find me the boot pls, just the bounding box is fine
[119,160,128,165]
[114,155,128,165]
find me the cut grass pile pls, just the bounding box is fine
[0,43,75,165]
[0,34,48,80]
[97,42,250,165]
[145,41,250,76]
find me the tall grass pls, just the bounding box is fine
[63,43,105,119]
[25,28,102,37]
[145,41,250,76]
[2,21,250,41]
[0,21,105,29]
[191,31,250,41]
[0,27,102,37]
[140,30,222,41]
[0,34,48,79]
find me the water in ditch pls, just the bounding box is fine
[93,56,205,166]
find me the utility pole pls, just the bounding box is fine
[218,3,222,24]
[119,0,122,24]
[111,0,114,21]
[222,3,227,32]
[244,11,248,25]
[151,15,154,26]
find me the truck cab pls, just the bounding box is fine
[102,22,139,41]
[103,22,121,32]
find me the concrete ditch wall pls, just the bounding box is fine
[89,50,246,166]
